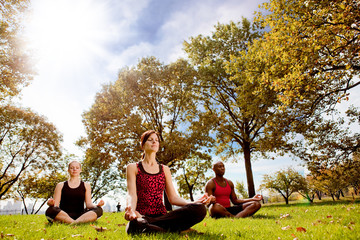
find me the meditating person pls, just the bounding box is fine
[45,160,104,224]
[124,130,211,234]
[205,161,262,218]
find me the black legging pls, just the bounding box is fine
[143,203,207,232]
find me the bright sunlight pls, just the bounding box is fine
[24,0,109,66]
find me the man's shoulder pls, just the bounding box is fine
[225,178,235,187]
[205,178,215,187]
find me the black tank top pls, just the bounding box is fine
[60,181,86,219]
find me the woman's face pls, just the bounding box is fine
[68,161,81,176]
[142,133,159,153]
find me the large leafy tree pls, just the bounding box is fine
[0,105,63,199]
[249,0,359,110]
[0,0,34,101]
[184,19,292,197]
[233,0,359,174]
[79,57,213,199]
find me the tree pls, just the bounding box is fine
[297,175,319,203]
[184,19,292,197]
[0,105,63,199]
[78,57,213,200]
[249,0,359,110]
[307,148,360,201]
[227,0,360,178]
[295,109,359,165]
[260,167,306,204]
[80,150,125,201]
[15,170,67,214]
[0,0,34,101]
[345,151,360,195]
[235,181,248,199]
[310,166,347,201]
[175,154,212,201]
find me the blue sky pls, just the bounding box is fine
[19,0,268,155]
[16,0,360,204]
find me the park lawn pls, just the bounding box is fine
[0,199,359,240]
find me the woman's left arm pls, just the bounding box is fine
[84,182,104,209]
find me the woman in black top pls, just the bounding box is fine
[45,161,104,224]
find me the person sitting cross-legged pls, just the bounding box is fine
[205,161,262,218]
[124,130,211,234]
[45,161,104,224]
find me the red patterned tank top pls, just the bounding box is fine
[136,161,167,216]
[213,178,231,208]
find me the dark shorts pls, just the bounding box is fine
[45,206,103,223]
[211,204,244,219]
[226,204,243,216]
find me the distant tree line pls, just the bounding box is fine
[260,152,360,204]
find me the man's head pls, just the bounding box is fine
[212,161,225,177]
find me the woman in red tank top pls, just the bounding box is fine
[124,130,211,234]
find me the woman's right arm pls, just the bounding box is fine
[52,182,64,207]
[125,163,140,221]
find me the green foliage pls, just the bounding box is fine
[291,106,359,167]
[0,105,63,199]
[0,0,34,101]
[184,18,292,197]
[15,170,67,214]
[241,0,360,184]
[0,200,359,239]
[260,167,307,204]
[250,0,359,109]
[175,155,212,201]
[235,181,248,199]
[307,152,360,201]
[78,57,214,198]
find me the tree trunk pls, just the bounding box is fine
[189,185,194,202]
[284,197,289,204]
[335,192,340,200]
[339,189,345,197]
[17,190,28,214]
[35,199,48,214]
[331,194,335,201]
[316,191,322,200]
[306,193,314,203]
[243,142,255,197]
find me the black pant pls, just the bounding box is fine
[144,203,207,232]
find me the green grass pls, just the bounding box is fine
[0,199,359,239]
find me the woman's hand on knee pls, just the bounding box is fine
[97,199,105,207]
[124,206,137,221]
[47,198,55,207]
[195,193,212,205]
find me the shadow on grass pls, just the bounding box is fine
[129,232,224,240]
[262,198,360,208]
[252,213,277,219]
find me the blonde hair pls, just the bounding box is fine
[68,160,82,170]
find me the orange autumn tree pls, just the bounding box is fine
[245,0,359,109]
[228,0,360,172]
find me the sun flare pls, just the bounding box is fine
[24,0,108,66]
